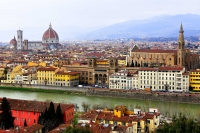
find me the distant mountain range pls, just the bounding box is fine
[78,14,200,40]
[1,14,200,42]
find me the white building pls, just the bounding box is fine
[109,66,189,92]
[109,70,134,90]
[138,66,189,92]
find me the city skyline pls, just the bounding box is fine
[1,0,200,41]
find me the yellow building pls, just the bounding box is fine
[54,71,79,87]
[28,61,46,67]
[117,56,126,66]
[189,69,200,90]
[37,67,58,85]
[1,65,23,83]
[0,66,5,78]
[28,62,38,67]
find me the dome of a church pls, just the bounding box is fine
[9,36,17,45]
[42,23,59,43]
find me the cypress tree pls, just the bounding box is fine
[44,107,48,120]
[24,119,27,127]
[56,104,63,124]
[0,97,14,129]
[48,102,56,120]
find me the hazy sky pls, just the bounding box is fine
[0,0,200,31]
[1,0,200,41]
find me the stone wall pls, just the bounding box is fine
[86,89,200,104]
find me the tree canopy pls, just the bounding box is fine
[156,113,200,133]
[0,97,14,129]
[38,102,63,132]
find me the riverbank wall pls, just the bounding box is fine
[86,89,200,104]
[1,83,200,104]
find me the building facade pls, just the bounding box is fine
[138,66,189,92]
[127,24,199,70]
[189,69,200,91]
[109,66,189,92]
[0,98,74,126]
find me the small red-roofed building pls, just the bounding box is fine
[0,98,74,127]
[79,106,161,133]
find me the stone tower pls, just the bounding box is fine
[17,29,23,50]
[177,23,185,67]
[109,58,118,73]
[88,57,97,68]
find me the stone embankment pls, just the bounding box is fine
[1,83,200,104]
[86,89,200,104]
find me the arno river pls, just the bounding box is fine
[1,89,200,118]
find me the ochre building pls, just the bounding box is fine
[127,24,199,70]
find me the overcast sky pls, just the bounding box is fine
[0,0,200,42]
[0,0,200,31]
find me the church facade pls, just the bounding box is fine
[127,24,199,70]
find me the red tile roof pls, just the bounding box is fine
[132,49,177,54]
[55,71,79,75]
[0,98,74,113]
[37,67,57,71]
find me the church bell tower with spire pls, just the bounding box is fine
[177,23,185,67]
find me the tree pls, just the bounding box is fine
[38,102,64,132]
[65,125,92,133]
[0,97,14,129]
[48,102,56,120]
[56,104,63,124]
[81,102,90,112]
[189,86,193,91]
[24,119,27,127]
[156,113,200,133]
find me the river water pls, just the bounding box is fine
[0,89,200,118]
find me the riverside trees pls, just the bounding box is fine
[0,97,14,129]
[156,113,200,133]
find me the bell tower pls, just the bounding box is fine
[88,57,97,68]
[109,58,118,73]
[17,29,23,50]
[177,23,185,67]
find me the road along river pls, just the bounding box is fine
[0,89,200,118]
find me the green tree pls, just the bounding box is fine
[38,102,64,132]
[0,97,14,129]
[156,113,200,133]
[56,104,63,124]
[24,119,27,127]
[65,125,91,133]
[81,102,90,112]
[48,102,56,120]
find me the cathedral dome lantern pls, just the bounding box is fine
[9,36,17,50]
[9,36,17,45]
[42,23,59,44]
